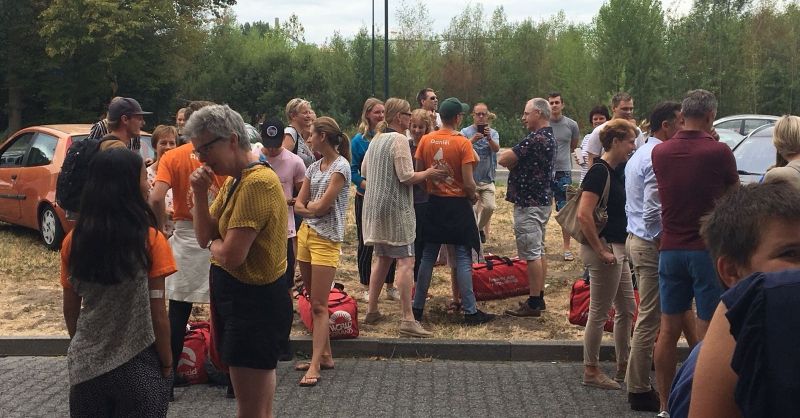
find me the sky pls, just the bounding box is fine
[230,0,693,44]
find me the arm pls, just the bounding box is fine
[498,148,518,169]
[62,288,81,338]
[208,227,259,270]
[642,165,662,242]
[488,130,500,153]
[576,188,615,263]
[190,166,221,248]
[305,173,347,216]
[461,162,478,202]
[148,181,170,232]
[148,276,172,377]
[281,133,295,152]
[293,177,313,218]
[689,304,741,418]
[350,136,367,190]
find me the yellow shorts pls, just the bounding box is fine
[296,223,342,268]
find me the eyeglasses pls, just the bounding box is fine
[193,135,227,158]
[474,112,488,116]
[427,96,437,101]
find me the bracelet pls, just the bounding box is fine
[206,239,214,250]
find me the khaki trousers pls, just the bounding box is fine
[473,182,496,231]
[580,241,636,368]
[625,234,661,393]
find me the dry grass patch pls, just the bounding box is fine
[0,185,614,342]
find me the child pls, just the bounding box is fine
[667,181,800,417]
[293,116,351,387]
[62,147,176,415]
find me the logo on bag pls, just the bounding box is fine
[489,275,521,286]
[178,346,199,377]
[329,310,353,335]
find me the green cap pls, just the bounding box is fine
[438,97,469,120]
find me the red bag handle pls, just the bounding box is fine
[484,255,514,270]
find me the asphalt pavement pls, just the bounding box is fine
[1,356,653,417]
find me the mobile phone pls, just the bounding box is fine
[476,124,488,136]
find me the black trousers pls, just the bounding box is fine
[168,299,193,375]
[354,193,395,286]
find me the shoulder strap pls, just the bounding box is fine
[598,164,611,209]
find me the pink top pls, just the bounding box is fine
[263,148,306,238]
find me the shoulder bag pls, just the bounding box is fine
[554,163,611,245]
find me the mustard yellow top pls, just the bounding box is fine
[210,164,287,285]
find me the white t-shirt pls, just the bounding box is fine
[584,120,643,157]
[304,156,351,242]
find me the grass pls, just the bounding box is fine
[0,185,606,341]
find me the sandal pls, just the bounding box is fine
[299,375,321,387]
[582,373,621,390]
[294,361,334,371]
[563,251,575,261]
[446,301,462,314]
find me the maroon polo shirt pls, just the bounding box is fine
[652,130,738,250]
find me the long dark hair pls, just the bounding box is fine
[69,147,156,284]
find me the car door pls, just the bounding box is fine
[0,132,35,222]
[15,132,59,228]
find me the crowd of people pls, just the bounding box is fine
[58,87,800,417]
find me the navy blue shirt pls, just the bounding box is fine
[506,127,555,207]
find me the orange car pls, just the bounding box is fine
[0,125,154,249]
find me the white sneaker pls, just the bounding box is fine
[656,411,670,418]
[385,287,400,301]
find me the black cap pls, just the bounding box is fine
[260,117,285,147]
[108,97,152,121]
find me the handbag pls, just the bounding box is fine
[471,254,529,301]
[568,277,641,332]
[554,163,611,245]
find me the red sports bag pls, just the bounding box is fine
[176,321,211,384]
[297,287,359,339]
[472,255,530,301]
[569,278,640,332]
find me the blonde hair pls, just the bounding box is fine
[773,115,800,158]
[285,98,311,121]
[313,116,351,162]
[378,98,411,133]
[410,109,434,135]
[357,97,384,137]
[150,125,178,150]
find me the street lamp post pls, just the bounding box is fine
[384,0,389,98]
[371,0,375,97]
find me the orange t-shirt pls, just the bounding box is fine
[60,228,177,289]
[414,128,476,197]
[154,143,227,221]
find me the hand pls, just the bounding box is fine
[599,251,616,265]
[287,197,296,206]
[709,127,720,141]
[426,166,449,181]
[144,158,155,167]
[190,165,215,193]
[468,192,479,204]
[471,132,484,142]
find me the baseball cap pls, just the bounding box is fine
[108,97,152,121]
[438,97,469,120]
[260,117,285,147]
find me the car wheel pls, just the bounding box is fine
[40,204,65,250]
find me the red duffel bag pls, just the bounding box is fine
[472,255,530,301]
[568,277,640,332]
[297,286,359,339]
[177,321,211,384]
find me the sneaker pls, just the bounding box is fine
[412,307,424,322]
[563,251,575,261]
[479,230,486,244]
[504,301,541,317]
[362,290,370,303]
[534,296,546,311]
[399,320,433,338]
[628,389,660,412]
[385,286,400,301]
[464,309,496,325]
[656,411,670,418]
[364,311,385,325]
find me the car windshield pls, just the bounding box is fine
[717,129,744,149]
[71,134,153,162]
[733,129,775,175]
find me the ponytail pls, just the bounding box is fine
[337,132,351,162]
[312,116,351,162]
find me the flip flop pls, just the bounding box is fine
[564,251,575,261]
[299,375,321,387]
[294,361,335,371]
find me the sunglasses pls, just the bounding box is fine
[473,112,488,116]
[193,135,227,157]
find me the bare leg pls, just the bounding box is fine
[303,264,336,381]
[395,257,415,321]
[681,310,699,348]
[367,256,392,314]
[654,314,684,411]
[229,367,276,418]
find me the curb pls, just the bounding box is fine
[0,336,691,362]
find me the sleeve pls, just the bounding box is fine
[392,135,415,183]
[512,136,530,159]
[719,146,739,186]
[491,129,500,149]
[60,232,73,289]
[642,163,663,239]
[350,134,365,187]
[292,158,306,184]
[154,151,174,187]
[147,228,177,279]
[570,120,581,141]
[361,147,369,177]
[225,176,273,231]
[337,158,352,184]
[586,126,603,156]
[460,138,477,165]
[581,163,609,197]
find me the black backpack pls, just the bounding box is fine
[56,134,119,212]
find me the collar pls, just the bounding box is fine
[646,136,663,145]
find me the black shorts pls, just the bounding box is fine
[209,265,292,370]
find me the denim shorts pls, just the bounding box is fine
[551,171,572,211]
[658,250,722,321]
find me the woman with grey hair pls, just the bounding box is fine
[187,105,291,417]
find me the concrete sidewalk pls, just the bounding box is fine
[1,356,653,417]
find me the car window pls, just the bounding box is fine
[0,132,35,167]
[139,135,154,163]
[25,133,58,166]
[715,120,742,134]
[733,133,776,175]
[743,119,773,136]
